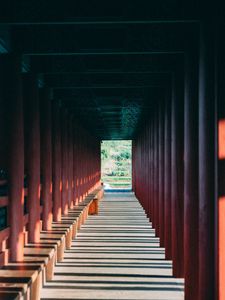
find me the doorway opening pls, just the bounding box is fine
[101,140,132,191]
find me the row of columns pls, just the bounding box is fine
[0,54,101,262]
[132,21,219,300]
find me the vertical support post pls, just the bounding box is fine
[164,88,172,260]
[23,73,41,243]
[147,123,151,219]
[171,72,184,278]
[159,98,165,246]
[68,116,73,209]
[40,88,52,231]
[154,107,159,235]
[150,119,154,223]
[198,21,216,300]
[184,48,199,299]
[52,101,62,222]
[164,89,172,259]
[153,108,157,230]
[61,110,69,215]
[73,123,79,206]
[4,54,24,261]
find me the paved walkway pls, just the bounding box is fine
[41,193,184,300]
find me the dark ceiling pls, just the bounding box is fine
[0,0,200,140]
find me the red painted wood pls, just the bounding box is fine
[154,107,159,234]
[159,99,165,246]
[164,90,172,260]
[40,88,53,231]
[198,21,216,300]
[23,73,41,244]
[1,54,24,261]
[2,55,24,261]
[61,109,69,215]
[150,121,154,224]
[171,73,184,278]
[68,117,74,209]
[184,49,199,300]
[73,123,79,206]
[52,101,62,222]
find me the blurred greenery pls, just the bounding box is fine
[101,140,132,188]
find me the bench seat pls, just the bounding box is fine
[0,291,21,300]
[0,267,41,300]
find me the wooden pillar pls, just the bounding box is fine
[154,107,159,235]
[77,130,81,203]
[40,88,52,231]
[52,101,62,222]
[68,116,73,209]
[61,110,69,215]
[153,108,157,230]
[171,72,184,277]
[147,124,151,219]
[164,88,172,260]
[4,55,24,261]
[198,21,216,300]
[184,48,199,299]
[159,98,165,246]
[23,73,41,243]
[73,124,79,206]
[150,119,154,223]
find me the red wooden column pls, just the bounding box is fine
[184,48,199,299]
[159,98,165,246]
[152,109,156,229]
[40,88,53,231]
[61,109,69,215]
[142,131,146,211]
[171,72,184,278]
[73,123,79,206]
[68,116,73,209]
[76,129,81,204]
[52,101,62,222]
[154,105,159,235]
[4,55,24,261]
[164,88,172,260]
[147,123,151,219]
[23,73,41,243]
[198,21,216,300]
[150,118,154,223]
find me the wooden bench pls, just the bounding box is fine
[0,266,42,300]
[24,245,56,282]
[40,232,65,263]
[0,186,104,299]
[0,291,21,300]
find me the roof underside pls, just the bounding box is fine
[0,0,200,139]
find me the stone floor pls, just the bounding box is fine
[41,192,184,300]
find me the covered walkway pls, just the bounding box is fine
[41,193,184,300]
[0,2,224,300]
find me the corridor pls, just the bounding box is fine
[0,2,223,299]
[41,193,184,300]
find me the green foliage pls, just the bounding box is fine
[101,140,132,188]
